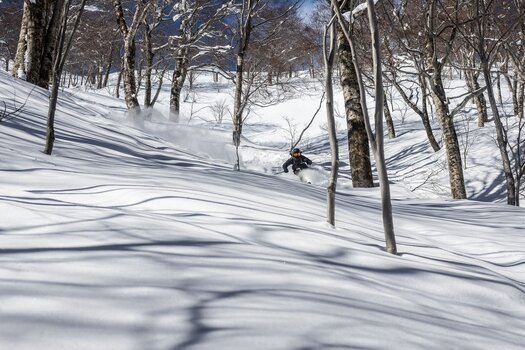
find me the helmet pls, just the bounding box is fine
[292,148,301,156]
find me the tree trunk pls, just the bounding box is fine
[383,93,395,139]
[390,74,440,151]
[112,0,151,114]
[45,0,86,154]
[497,71,503,106]
[143,27,153,108]
[424,1,466,199]
[366,0,396,254]
[151,69,165,106]
[324,13,338,226]
[481,61,516,205]
[517,81,524,120]
[121,39,140,112]
[39,0,66,89]
[335,21,373,188]
[12,1,29,78]
[428,71,465,195]
[25,0,46,86]
[430,76,467,199]
[115,66,122,98]
[169,51,188,122]
[233,52,245,148]
[465,70,488,127]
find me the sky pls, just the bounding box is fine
[298,0,319,19]
[1,64,525,350]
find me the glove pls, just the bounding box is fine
[283,169,288,173]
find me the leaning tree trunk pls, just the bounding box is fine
[390,73,441,151]
[335,20,373,188]
[429,74,467,199]
[383,93,395,139]
[465,70,488,127]
[424,1,466,199]
[481,60,516,205]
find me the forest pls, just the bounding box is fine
[1,1,525,349]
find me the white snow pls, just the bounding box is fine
[1,67,524,350]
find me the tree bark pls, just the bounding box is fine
[121,40,140,112]
[38,0,66,89]
[12,1,29,78]
[169,48,189,122]
[383,93,395,139]
[143,25,153,108]
[429,73,467,199]
[335,20,374,188]
[24,0,46,86]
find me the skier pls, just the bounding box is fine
[282,148,312,175]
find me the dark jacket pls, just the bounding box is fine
[283,155,312,174]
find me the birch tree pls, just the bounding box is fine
[230,0,301,170]
[444,0,525,205]
[334,0,374,188]
[112,0,153,113]
[44,0,87,155]
[142,0,172,109]
[13,0,66,88]
[423,0,466,199]
[169,0,232,122]
[379,2,441,152]
[323,10,339,226]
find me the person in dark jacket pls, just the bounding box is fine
[282,148,312,175]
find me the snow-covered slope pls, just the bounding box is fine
[1,70,524,349]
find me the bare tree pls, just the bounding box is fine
[168,0,231,122]
[323,10,338,226]
[142,0,172,109]
[230,0,301,170]
[444,0,525,204]
[422,0,466,199]
[380,1,442,152]
[457,45,488,127]
[44,0,87,155]
[112,0,152,113]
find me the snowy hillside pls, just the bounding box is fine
[1,69,525,350]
